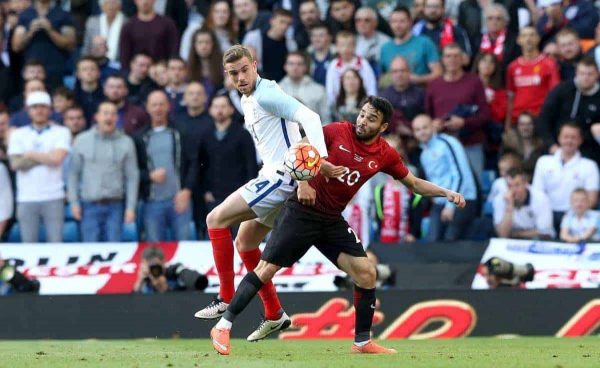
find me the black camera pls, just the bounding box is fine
[149,263,164,278]
[0,263,40,293]
[484,257,535,287]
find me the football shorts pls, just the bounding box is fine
[239,170,296,228]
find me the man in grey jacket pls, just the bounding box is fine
[68,101,140,242]
[278,51,331,124]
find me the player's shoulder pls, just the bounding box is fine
[254,77,284,103]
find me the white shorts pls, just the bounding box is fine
[239,171,296,227]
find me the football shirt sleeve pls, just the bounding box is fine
[382,145,409,180]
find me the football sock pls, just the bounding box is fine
[222,271,264,323]
[208,228,235,303]
[353,285,376,344]
[239,249,283,321]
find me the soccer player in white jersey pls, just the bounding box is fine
[194,45,344,341]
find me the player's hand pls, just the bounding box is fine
[124,209,136,224]
[320,159,346,178]
[150,168,167,184]
[71,205,82,221]
[446,190,466,208]
[441,207,454,222]
[297,181,316,206]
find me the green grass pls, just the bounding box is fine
[0,337,598,368]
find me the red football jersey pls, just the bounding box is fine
[309,122,409,215]
[506,54,560,122]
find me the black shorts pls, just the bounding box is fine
[261,199,367,268]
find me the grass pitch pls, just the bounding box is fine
[0,337,597,368]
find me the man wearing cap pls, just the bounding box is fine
[8,91,71,243]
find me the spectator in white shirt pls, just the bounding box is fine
[532,123,599,233]
[487,152,522,206]
[325,30,377,106]
[7,91,70,243]
[0,162,12,239]
[560,188,599,243]
[493,168,555,239]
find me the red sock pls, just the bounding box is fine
[239,248,282,321]
[208,228,235,303]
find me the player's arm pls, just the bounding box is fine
[400,171,466,208]
[257,84,328,157]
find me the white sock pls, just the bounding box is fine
[354,340,370,347]
[216,318,232,330]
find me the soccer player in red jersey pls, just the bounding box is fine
[210,96,466,355]
[506,26,560,124]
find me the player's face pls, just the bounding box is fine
[225,56,258,96]
[355,103,388,142]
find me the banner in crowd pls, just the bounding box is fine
[472,238,600,289]
[0,242,344,295]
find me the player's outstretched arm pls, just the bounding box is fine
[400,172,466,208]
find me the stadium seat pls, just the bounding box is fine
[7,224,20,243]
[189,221,198,241]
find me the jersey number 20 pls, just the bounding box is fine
[336,167,361,186]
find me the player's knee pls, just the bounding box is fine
[234,236,253,252]
[206,206,227,229]
[354,262,377,289]
[254,261,279,283]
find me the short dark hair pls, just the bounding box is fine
[167,57,186,66]
[64,105,84,115]
[104,74,127,87]
[578,55,598,70]
[287,51,309,66]
[559,122,582,136]
[272,8,293,18]
[506,167,526,179]
[76,56,99,69]
[309,21,331,34]
[392,5,411,18]
[23,59,44,70]
[572,187,588,196]
[362,96,393,125]
[142,246,165,261]
[52,86,75,101]
[131,52,153,64]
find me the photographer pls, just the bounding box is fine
[482,256,535,289]
[133,246,208,294]
[0,253,40,295]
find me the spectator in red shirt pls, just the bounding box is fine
[506,26,560,125]
[474,52,508,125]
[425,43,491,178]
[118,0,180,69]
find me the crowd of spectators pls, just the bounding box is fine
[0,0,600,245]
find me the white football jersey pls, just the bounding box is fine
[241,77,303,181]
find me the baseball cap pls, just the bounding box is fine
[537,0,561,8]
[26,91,52,107]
